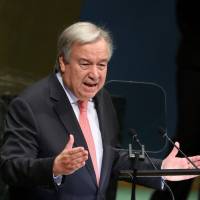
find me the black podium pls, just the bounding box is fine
[105,80,200,200]
[118,169,200,200]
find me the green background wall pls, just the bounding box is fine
[0,0,83,94]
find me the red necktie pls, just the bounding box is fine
[78,100,99,184]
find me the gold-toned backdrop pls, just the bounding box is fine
[0,0,83,94]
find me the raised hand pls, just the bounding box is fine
[53,134,88,176]
[162,142,200,181]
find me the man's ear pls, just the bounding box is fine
[59,56,67,73]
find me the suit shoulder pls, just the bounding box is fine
[11,74,55,104]
[97,87,112,100]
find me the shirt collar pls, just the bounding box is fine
[56,72,78,104]
[56,72,93,104]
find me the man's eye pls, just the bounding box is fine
[80,63,90,69]
[98,64,107,70]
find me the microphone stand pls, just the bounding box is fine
[128,130,145,200]
[119,129,200,200]
[130,132,175,200]
[160,127,198,169]
[160,128,200,199]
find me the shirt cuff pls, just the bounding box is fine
[53,174,63,186]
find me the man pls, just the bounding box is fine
[0,22,200,200]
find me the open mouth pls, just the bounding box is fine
[83,82,98,88]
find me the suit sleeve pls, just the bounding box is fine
[0,97,56,189]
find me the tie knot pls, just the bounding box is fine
[78,100,88,112]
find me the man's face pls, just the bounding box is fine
[59,38,109,101]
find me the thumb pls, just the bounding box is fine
[168,141,180,158]
[65,134,74,150]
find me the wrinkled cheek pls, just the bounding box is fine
[99,79,106,89]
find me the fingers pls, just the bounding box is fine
[61,148,88,175]
[174,142,180,149]
[61,152,88,174]
[62,148,88,164]
[66,148,88,159]
[168,141,180,158]
[53,148,88,176]
[188,156,200,168]
[162,142,180,170]
[53,134,88,176]
[165,174,198,181]
[188,155,200,162]
[65,134,74,150]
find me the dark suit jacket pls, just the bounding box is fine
[0,74,162,200]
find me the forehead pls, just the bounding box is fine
[70,39,110,60]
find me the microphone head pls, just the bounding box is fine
[158,127,167,137]
[129,128,138,137]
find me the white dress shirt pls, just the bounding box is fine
[56,72,103,174]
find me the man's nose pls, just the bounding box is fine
[89,66,99,78]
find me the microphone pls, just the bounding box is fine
[159,127,198,169]
[129,129,145,160]
[130,129,175,200]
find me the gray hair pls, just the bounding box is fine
[54,22,113,72]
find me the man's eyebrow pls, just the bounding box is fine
[99,59,108,62]
[78,58,108,63]
[79,58,91,62]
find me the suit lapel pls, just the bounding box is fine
[48,74,98,186]
[94,92,113,188]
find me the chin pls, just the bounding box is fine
[81,93,96,100]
